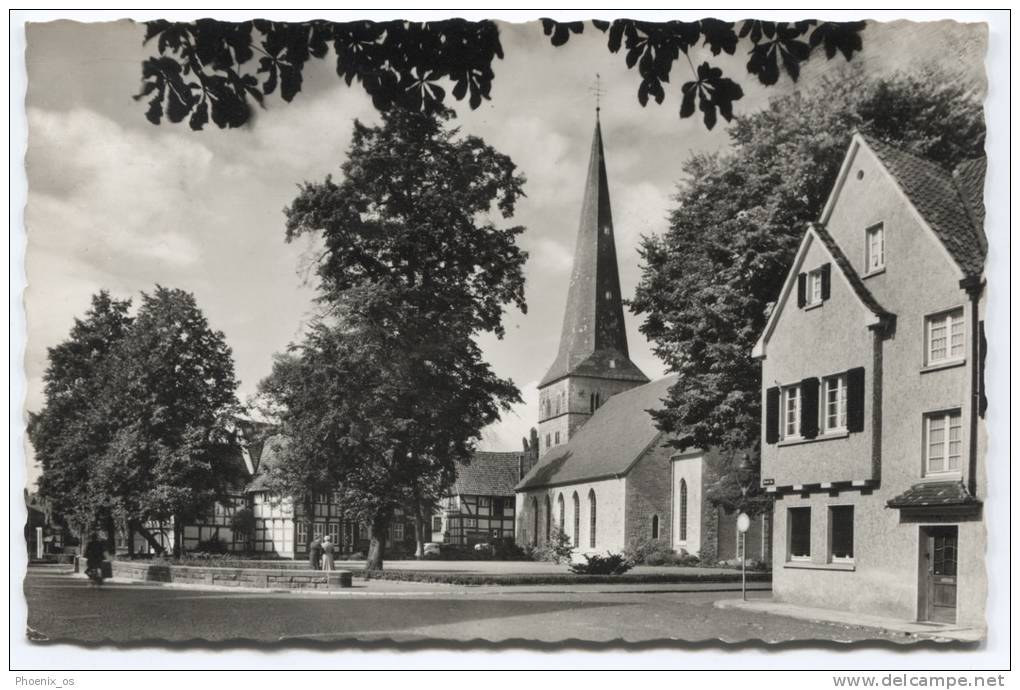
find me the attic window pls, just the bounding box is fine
[609,359,616,369]
[865,223,885,274]
[797,264,831,308]
[856,170,864,180]
[602,226,610,236]
[604,291,612,300]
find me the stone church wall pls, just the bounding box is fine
[623,436,674,549]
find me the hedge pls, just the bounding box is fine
[355,569,772,586]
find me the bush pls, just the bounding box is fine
[492,539,528,561]
[521,529,574,564]
[568,552,634,575]
[625,539,700,567]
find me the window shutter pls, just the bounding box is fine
[847,367,866,432]
[797,273,807,308]
[800,377,820,439]
[820,263,831,301]
[979,320,987,418]
[765,387,780,444]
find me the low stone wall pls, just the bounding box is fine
[110,560,352,589]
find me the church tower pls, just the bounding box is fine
[537,114,648,456]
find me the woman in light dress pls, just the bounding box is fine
[321,535,336,571]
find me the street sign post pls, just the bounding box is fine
[737,512,750,601]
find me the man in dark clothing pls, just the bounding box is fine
[84,533,106,585]
[308,536,323,570]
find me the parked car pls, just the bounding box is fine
[423,542,441,558]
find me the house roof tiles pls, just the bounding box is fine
[863,136,986,278]
[452,451,531,497]
[886,480,980,509]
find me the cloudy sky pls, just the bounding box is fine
[21,16,986,484]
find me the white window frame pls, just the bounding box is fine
[924,409,963,476]
[865,223,885,274]
[391,522,404,541]
[806,268,824,306]
[828,505,855,563]
[823,375,848,433]
[782,385,802,439]
[925,308,966,366]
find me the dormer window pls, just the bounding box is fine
[865,223,885,274]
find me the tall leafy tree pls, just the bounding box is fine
[260,107,527,570]
[135,18,865,131]
[29,292,134,537]
[630,70,985,511]
[92,286,244,556]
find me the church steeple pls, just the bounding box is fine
[536,115,648,456]
[540,116,648,388]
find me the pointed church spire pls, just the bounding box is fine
[539,117,648,388]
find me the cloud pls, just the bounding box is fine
[527,236,574,275]
[26,107,213,271]
[478,379,540,452]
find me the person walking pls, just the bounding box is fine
[308,535,323,570]
[321,535,335,571]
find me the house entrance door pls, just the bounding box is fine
[920,526,958,624]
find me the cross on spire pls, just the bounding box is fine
[589,73,606,115]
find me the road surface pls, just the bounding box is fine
[23,565,905,644]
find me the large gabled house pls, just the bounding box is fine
[132,427,416,559]
[753,132,987,628]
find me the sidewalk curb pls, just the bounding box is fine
[715,598,984,642]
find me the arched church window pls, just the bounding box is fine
[679,479,688,542]
[544,495,552,542]
[588,489,597,548]
[531,497,539,547]
[652,514,659,540]
[558,494,565,531]
[572,492,580,546]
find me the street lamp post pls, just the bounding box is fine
[736,453,755,602]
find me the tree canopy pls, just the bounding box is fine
[629,70,985,512]
[30,291,133,528]
[136,18,866,131]
[30,287,243,554]
[259,108,527,568]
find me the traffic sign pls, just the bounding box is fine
[736,512,750,533]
